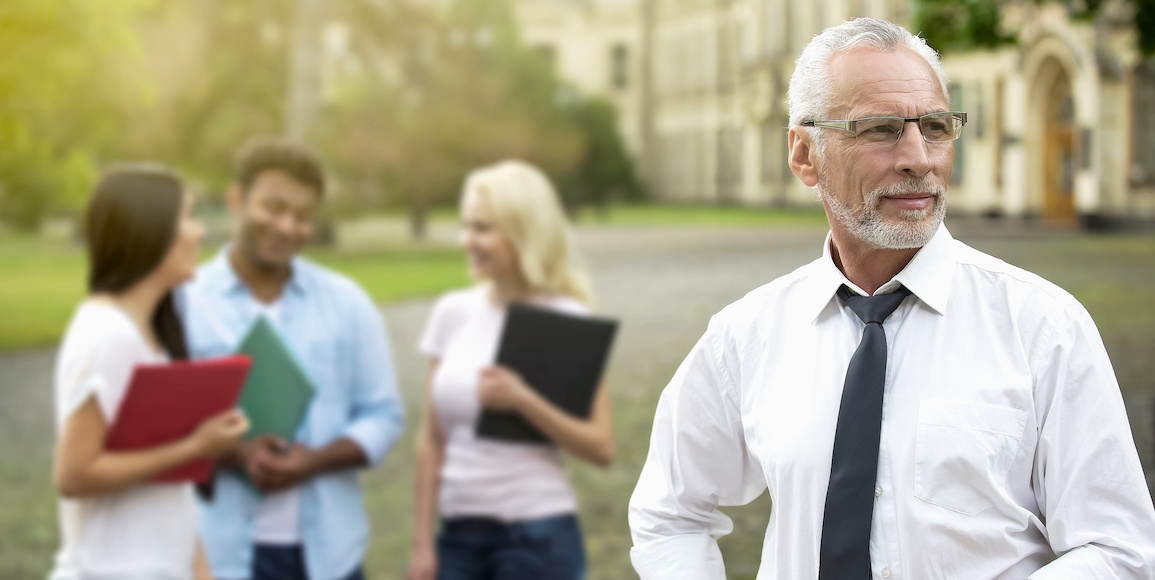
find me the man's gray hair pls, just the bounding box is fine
[787,18,949,133]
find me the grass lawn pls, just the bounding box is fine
[303,246,469,304]
[0,237,469,351]
[0,239,88,351]
[577,203,829,228]
[0,204,826,352]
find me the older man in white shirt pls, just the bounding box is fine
[628,17,1155,580]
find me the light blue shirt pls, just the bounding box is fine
[181,250,405,580]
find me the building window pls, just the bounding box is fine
[610,43,629,90]
[761,119,781,184]
[717,125,743,202]
[1132,62,1155,186]
[950,82,965,186]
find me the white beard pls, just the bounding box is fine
[820,174,947,250]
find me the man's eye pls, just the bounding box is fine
[859,123,898,137]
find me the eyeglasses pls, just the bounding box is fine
[802,111,967,147]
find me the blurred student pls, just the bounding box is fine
[406,160,615,580]
[182,138,405,580]
[51,164,250,580]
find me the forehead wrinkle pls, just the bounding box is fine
[826,46,946,118]
[834,83,947,119]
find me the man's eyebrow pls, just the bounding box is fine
[848,109,950,119]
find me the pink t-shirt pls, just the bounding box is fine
[419,286,586,522]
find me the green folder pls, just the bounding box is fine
[235,315,316,443]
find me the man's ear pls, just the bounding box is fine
[788,127,820,188]
[226,184,244,217]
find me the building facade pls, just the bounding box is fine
[512,0,646,157]
[943,1,1154,225]
[515,0,1155,226]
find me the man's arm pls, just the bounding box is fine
[335,289,406,468]
[629,320,767,580]
[1027,303,1155,578]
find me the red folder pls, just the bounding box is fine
[105,355,252,483]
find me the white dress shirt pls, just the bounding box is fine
[629,225,1155,580]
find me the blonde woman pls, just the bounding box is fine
[406,161,615,580]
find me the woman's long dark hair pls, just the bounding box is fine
[85,164,189,359]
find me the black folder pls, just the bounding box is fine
[476,302,618,444]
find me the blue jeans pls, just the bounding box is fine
[223,544,366,580]
[436,514,586,580]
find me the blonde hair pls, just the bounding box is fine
[463,160,593,305]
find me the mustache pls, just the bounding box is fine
[871,178,947,200]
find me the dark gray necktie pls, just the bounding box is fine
[819,284,912,580]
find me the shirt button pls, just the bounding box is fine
[875,485,883,498]
[881,568,892,578]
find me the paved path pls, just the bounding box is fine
[2,220,1152,579]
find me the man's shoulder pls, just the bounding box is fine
[949,239,1081,310]
[294,256,374,304]
[426,286,484,324]
[182,254,232,304]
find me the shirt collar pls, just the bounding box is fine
[202,246,309,299]
[800,223,956,323]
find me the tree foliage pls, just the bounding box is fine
[0,0,150,230]
[0,0,643,235]
[914,0,1155,57]
[116,0,293,193]
[912,0,1017,53]
[316,0,642,237]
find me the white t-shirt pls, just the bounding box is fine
[419,286,587,523]
[50,301,198,580]
[248,299,303,546]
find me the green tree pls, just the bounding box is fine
[317,0,641,239]
[560,96,646,212]
[0,0,150,230]
[116,0,294,195]
[914,0,1155,57]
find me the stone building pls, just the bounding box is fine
[513,0,1155,226]
[942,1,1154,226]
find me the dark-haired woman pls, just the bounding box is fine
[49,164,249,580]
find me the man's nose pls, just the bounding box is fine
[893,120,932,177]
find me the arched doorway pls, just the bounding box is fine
[1042,64,1077,221]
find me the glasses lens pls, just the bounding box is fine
[920,113,961,142]
[855,117,904,144]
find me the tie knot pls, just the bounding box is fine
[838,285,911,325]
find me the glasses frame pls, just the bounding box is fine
[801,111,968,146]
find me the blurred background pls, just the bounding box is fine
[2,1,1154,579]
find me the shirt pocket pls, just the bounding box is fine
[914,398,1028,516]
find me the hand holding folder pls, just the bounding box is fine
[477,302,618,444]
[104,356,252,483]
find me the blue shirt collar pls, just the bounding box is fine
[202,245,309,299]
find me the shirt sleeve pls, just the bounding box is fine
[1027,302,1155,578]
[339,289,406,467]
[418,294,454,359]
[59,313,145,424]
[628,314,768,580]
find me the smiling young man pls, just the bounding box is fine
[182,138,406,580]
[628,18,1155,580]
